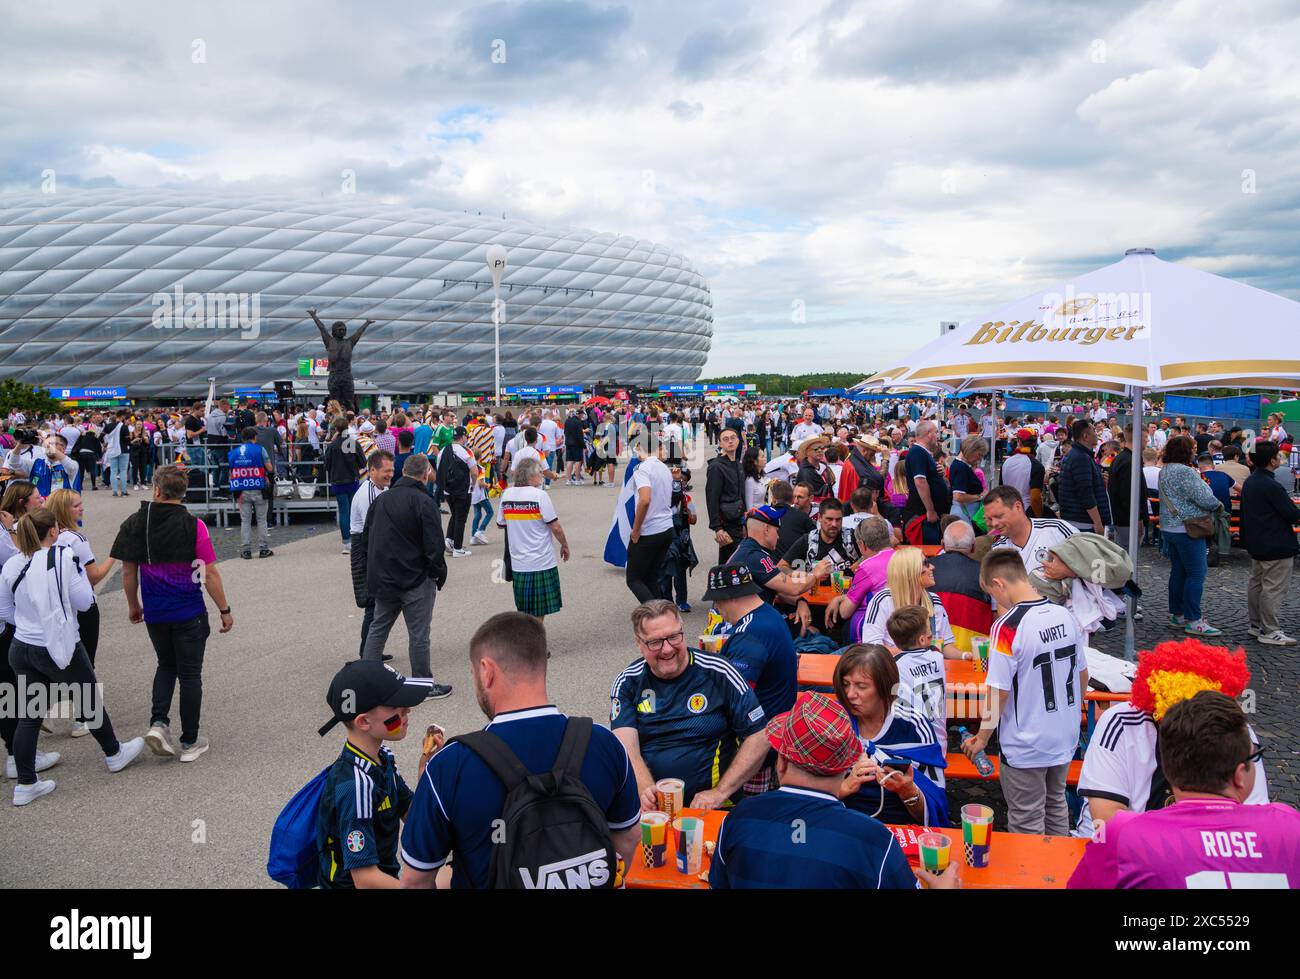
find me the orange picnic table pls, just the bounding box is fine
[798,653,985,690]
[802,544,942,607]
[796,653,1128,734]
[621,808,1086,890]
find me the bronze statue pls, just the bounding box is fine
[307,308,373,412]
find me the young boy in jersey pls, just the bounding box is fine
[315,660,434,889]
[1068,690,1300,888]
[886,606,946,762]
[962,549,1089,835]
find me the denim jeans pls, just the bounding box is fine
[146,613,210,745]
[109,454,129,493]
[8,638,121,783]
[471,499,494,536]
[334,488,355,542]
[658,564,689,606]
[1164,530,1207,622]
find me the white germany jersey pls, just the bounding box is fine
[986,598,1084,769]
[992,518,1076,578]
[1073,703,1270,838]
[860,590,956,650]
[893,646,948,780]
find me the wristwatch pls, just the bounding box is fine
[219,606,232,615]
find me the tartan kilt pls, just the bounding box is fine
[511,566,563,617]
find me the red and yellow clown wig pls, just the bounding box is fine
[1131,639,1250,722]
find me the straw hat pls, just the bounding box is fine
[796,436,829,460]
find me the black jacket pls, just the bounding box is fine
[364,476,447,593]
[797,461,833,498]
[1106,447,1148,528]
[437,442,472,499]
[323,436,366,485]
[705,453,745,530]
[71,430,103,460]
[110,501,199,567]
[1059,443,1112,525]
[1240,471,1299,561]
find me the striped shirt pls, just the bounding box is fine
[610,652,766,803]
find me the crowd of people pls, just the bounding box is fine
[2,391,1297,889]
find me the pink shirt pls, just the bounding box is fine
[1068,799,1300,889]
[846,548,894,607]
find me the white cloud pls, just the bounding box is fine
[3,0,1300,376]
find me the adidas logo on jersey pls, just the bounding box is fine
[518,849,611,889]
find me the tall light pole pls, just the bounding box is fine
[486,244,508,408]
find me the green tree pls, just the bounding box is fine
[0,377,63,420]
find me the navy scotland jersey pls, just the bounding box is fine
[610,652,766,802]
[400,706,640,889]
[717,601,797,723]
[316,741,413,889]
[730,537,782,605]
[709,786,920,889]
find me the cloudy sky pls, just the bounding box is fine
[4,0,1299,376]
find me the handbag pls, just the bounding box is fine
[1165,495,1214,539]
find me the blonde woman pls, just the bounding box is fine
[46,489,116,736]
[857,548,966,661]
[887,455,910,509]
[0,509,144,804]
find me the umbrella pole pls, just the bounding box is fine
[1124,386,1145,661]
[988,389,1000,487]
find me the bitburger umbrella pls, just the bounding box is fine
[873,247,1300,656]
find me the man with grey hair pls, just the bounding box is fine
[930,519,993,644]
[361,453,452,699]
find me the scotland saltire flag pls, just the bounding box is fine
[602,456,641,568]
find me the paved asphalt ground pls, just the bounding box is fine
[2,481,1296,887]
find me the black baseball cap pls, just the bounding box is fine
[701,562,764,601]
[318,660,431,736]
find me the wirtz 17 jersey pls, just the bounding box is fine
[987,599,1084,769]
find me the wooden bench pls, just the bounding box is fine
[945,752,1083,786]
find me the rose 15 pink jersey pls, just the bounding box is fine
[1068,799,1300,889]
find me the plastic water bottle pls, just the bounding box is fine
[957,726,995,778]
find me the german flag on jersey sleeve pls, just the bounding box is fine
[992,622,1017,657]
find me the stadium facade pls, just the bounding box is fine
[0,193,712,398]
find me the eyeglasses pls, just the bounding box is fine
[1244,747,1264,766]
[638,630,684,652]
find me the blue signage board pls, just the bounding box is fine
[503,386,584,396]
[55,387,126,400]
[658,384,748,393]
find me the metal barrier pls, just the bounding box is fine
[158,440,341,528]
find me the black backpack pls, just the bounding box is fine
[447,717,616,890]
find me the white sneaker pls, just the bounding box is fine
[144,723,177,758]
[452,547,472,558]
[1247,625,1261,638]
[105,736,146,773]
[5,750,60,779]
[70,722,91,738]
[342,542,351,554]
[13,779,56,806]
[1259,630,1297,646]
[445,539,454,554]
[472,533,489,545]
[179,736,209,763]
